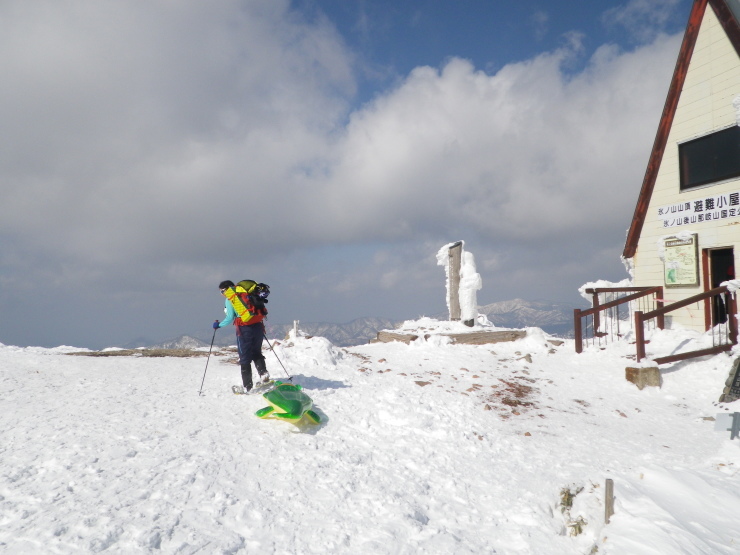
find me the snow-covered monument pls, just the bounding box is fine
[436,241,482,327]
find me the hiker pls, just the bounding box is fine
[213,280,270,392]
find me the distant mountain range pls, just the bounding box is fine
[478,298,574,338]
[149,335,211,350]
[264,317,399,347]
[134,299,576,350]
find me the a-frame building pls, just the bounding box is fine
[624,0,740,332]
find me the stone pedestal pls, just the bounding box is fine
[625,366,661,390]
[375,329,527,345]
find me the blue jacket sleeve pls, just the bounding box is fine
[218,299,236,328]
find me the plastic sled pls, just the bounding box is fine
[255,381,321,424]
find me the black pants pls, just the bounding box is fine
[236,322,266,388]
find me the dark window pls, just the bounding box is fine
[679,126,740,190]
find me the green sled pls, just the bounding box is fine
[255,381,320,424]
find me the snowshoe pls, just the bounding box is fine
[232,380,274,395]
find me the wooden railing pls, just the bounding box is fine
[574,287,664,354]
[635,285,738,364]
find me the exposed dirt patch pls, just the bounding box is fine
[66,348,219,358]
[485,377,539,419]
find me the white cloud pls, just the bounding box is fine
[0,0,354,265]
[531,10,550,41]
[317,34,681,247]
[603,0,684,43]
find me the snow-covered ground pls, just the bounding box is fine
[2,319,740,554]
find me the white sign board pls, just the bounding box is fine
[657,191,740,228]
[663,234,699,287]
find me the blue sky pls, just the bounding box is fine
[0,0,696,348]
[303,0,691,99]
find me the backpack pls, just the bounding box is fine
[223,280,270,325]
[238,280,270,302]
[237,279,270,314]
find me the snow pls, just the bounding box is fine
[578,278,632,304]
[459,250,482,324]
[721,279,740,296]
[621,255,635,281]
[656,230,698,262]
[2,321,740,554]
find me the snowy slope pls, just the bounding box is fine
[1,320,740,554]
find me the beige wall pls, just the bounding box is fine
[632,5,740,331]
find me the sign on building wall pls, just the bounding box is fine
[657,191,740,228]
[664,234,699,287]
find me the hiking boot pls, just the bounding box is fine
[259,372,271,384]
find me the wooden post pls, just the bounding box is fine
[634,311,645,362]
[703,248,712,331]
[448,242,462,321]
[729,293,738,345]
[605,479,614,524]
[656,287,665,330]
[574,309,583,353]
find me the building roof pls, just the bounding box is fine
[622,0,740,258]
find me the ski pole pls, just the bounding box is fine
[263,332,292,381]
[199,327,218,396]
